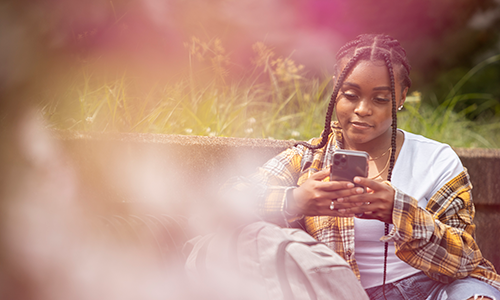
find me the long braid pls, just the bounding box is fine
[295,49,368,150]
[385,52,398,182]
[382,51,398,300]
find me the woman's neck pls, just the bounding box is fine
[343,130,394,158]
[344,130,405,181]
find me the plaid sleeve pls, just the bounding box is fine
[248,145,305,225]
[251,136,329,225]
[223,136,328,226]
[383,170,500,289]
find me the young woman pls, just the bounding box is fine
[249,34,500,299]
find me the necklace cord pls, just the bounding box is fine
[368,148,392,180]
[369,146,391,161]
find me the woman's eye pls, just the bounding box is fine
[342,92,358,100]
[374,97,390,103]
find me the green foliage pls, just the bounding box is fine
[399,92,500,148]
[425,54,500,120]
[41,39,500,148]
[398,54,500,148]
[41,39,332,140]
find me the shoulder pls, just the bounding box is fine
[401,130,460,163]
[399,129,464,187]
[402,130,449,148]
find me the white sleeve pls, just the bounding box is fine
[428,145,464,197]
[392,132,464,205]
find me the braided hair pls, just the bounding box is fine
[296,34,412,299]
[297,34,411,158]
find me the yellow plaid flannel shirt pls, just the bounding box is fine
[248,128,500,291]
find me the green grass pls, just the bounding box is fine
[40,39,500,148]
[398,54,500,148]
[399,95,500,148]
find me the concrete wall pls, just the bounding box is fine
[56,131,500,272]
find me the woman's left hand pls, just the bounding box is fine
[336,177,395,224]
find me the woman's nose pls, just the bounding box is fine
[354,99,372,116]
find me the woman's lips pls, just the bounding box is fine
[350,121,372,130]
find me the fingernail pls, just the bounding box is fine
[354,177,361,183]
[356,187,364,194]
[337,197,344,202]
[347,183,354,188]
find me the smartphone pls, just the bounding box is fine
[330,149,369,185]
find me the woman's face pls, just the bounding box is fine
[335,60,408,150]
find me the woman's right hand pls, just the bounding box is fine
[287,167,364,216]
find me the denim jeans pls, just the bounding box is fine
[365,272,500,300]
